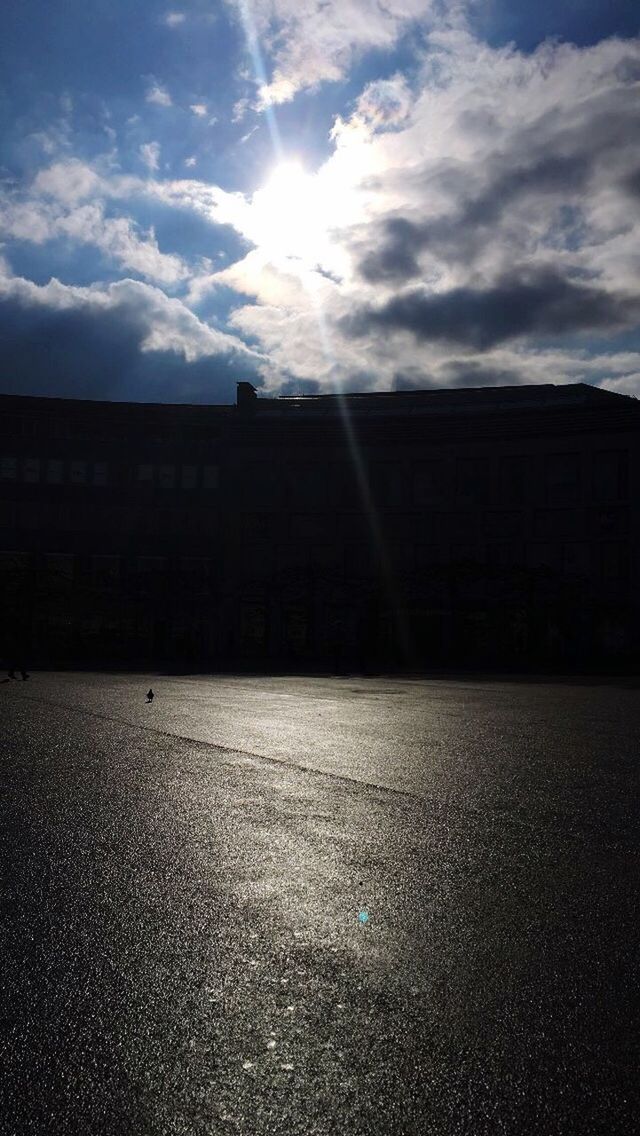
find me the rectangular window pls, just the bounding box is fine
[46,460,64,484]
[545,453,580,505]
[70,460,87,485]
[137,556,165,571]
[1,457,17,480]
[181,464,197,489]
[45,553,74,581]
[240,602,267,649]
[499,456,527,505]
[180,557,209,580]
[23,458,40,483]
[532,543,562,572]
[203,465,219,490]
[593,451,628,503]
[563,543,590,577]
[138,464,154,483]
[287,463,325,507]
[93,462,108,486]
[158,464,175,489]
[370,461,403,508]
[415,543,440,568]
[413,461,445,506]
[0,551,27,572]
[487,541,522,567]
[601,541,628,583]
[456,458,490,504]
[91,555,119,583]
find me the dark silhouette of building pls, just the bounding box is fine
[1,381,638,671]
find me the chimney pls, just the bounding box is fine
[237,381,257,412]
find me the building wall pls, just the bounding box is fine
[1,388,638,670]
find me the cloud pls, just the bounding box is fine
[0,263,259,367]
[139,141,161,171]
[230,0,435,107]
[341,267,639,350]
[163,11,186,27]
[190,103,208,117]
[146,81,173,107]
[32,159,103,206]
[184,156,197,168]
[0,176,190,285]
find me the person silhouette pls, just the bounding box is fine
[146,688,154,703]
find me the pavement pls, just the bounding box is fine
[1,672,639,1135]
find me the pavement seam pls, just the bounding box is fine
[6,687,638,856]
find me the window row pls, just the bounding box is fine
[1,457,108,485]
[0,457,220,490]
[240,451,630,508]
[137,464,219,489]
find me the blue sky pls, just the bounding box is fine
[0,0,638,402]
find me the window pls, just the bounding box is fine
[413,461,445,506]
[91,555,119,584]
[138,464,153,483]
[563,543,589,577]
[158,464,175,489]
[180,557,209,580]
[23,458,40,483]
[70,460,87,485]
[456,458,490,504]
[487,541,522,567]
[593,451,628,503]
[484,511,523,539]
[545,453,580,505]
[601,541,628,584]
[499,456,528,505]
[203,465,219,490]
[181,464,197,489]
[0,551,27,572]
[532,543,562,572]
[287,463,325,506]
[136,556,165,572]
[1,457,17,480]
[370,461,403,508]
[93,462,108,486]
[46,460,64,484]
[415,544,440,568]
[45,554,74,585]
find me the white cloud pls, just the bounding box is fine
[146,81,173,107]
[163,11,186,26]
[0,176,189,285]
[230,0,435,107]
[0,262,258,363]
[190,103,208,117]
[140,141,161,171]
[33,159,102,205]
[185,156,197,168]
[197,30,640,393]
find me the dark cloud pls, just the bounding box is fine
[624,167,640,199]
[341,268,638,351]
[357,102,640,284]
[0,299,259,403]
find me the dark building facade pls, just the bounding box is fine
[1,381,639,671]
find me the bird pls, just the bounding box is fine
[146,688,154,703]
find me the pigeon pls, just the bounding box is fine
[146,688,154,703]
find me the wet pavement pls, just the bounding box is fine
[1,673,639,1135]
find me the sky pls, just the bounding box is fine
[0,0,638,404]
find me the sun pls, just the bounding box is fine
[251,160,321,264]
[248,158,355,276]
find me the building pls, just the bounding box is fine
[1,381,639,670]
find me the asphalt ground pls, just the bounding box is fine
[1,673,639,1135]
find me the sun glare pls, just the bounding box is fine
[249,158,356,276]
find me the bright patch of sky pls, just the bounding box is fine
[0,0,638,402]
